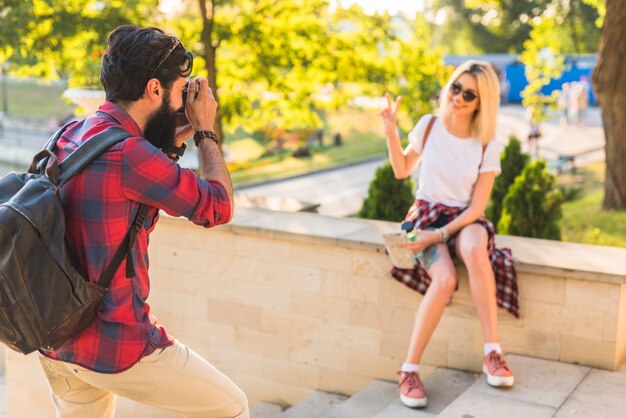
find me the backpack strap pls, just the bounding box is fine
[58,128,132,187]
[421,115,437,151]
[97,203,149,286]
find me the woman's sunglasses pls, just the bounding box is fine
[450,81,479,103]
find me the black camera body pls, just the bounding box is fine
[177,80,201,114]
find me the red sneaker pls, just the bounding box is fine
[482,351,515,387]
[397,371,428,408]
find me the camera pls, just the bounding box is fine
[177,80,200,114]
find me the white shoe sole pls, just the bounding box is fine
[483,364,515,387]
[400,394,428,408]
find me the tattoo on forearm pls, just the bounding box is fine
[418,244,441,270]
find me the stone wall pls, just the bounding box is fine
[6,207,626,417]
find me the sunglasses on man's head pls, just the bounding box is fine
[150,35,194,79]
[450,81,479,103]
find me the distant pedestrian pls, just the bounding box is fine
[557,83,570,126]
[526,106,542,159]
[499,72,510,105]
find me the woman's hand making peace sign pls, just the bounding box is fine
[379,92,402,136]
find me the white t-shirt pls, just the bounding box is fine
[408,115,502,208]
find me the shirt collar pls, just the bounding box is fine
[96,101,143,137]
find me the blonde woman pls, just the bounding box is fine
[380,61,519,409]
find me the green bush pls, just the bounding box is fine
[498,160,564,240]
[486,136,529,231]
[358,163,415,222]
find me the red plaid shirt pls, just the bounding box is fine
[390,199,520,318]
[40,102,231,373]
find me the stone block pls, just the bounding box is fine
[560,335,617,370]
[518,274,566,305]
[347,351,399,380]
[279,391,346,418]
[326,380,398,418]
[234,372,314,409]
[207,299,263,329]
[438,389,555,418]
[289,341,350,372]
[290,292,351,324]
[319,323,381,354]
[321,271,380,303]
[379,332,411,360]
[379,280,423,310]
[348,301,415,335]
[553,398,626,418]
[318,369,371,396]
[262,357,320,387]
[565,368,626,409]
[565,279,620,314]
[421,368,478,414]
[234,327,290,359]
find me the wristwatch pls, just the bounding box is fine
[193,130,219,146]
[162,142,187,162]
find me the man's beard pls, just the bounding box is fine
[143,93,177,150]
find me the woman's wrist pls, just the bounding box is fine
[435,227,450,243]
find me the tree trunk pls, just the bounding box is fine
[592,0,626,209]
[198,0,224,148]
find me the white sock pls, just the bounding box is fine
[484,343,502,356]
[401,362,420,373]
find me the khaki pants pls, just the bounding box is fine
[38,340,249,418]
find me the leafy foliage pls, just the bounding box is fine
[0,0,157,86]
[426,0,601,54]
[486,136,529,231]
[359,162,415,222]
[498,160,563,240]
[0,0,445,140]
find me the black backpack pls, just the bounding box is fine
[0,124,147,354]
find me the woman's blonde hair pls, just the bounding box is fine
[439,60,500,145]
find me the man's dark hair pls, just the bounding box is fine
[100,25,193,103]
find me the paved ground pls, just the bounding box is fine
[238,105,605,217]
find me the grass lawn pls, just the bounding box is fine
[558,162,626,248]
[4,79,75,118]
[228,108,386,184]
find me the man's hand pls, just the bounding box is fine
[185,77,218,133]
[174,114,193,147]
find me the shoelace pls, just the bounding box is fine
[398,371,424,391]
[488,351,511,372]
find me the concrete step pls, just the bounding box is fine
[437,354,591,418]
[277,392,347,418]
[250,402,284,418]
[374,368,477,418]
[325,380,398,418]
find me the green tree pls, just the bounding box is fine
[426,0,601,54]
[359,163,415,222]
[486,136,529,231]
[0,0,156,86]
[498,160,563,240]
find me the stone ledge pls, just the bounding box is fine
[171,206,626,285]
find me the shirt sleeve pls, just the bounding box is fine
[120,137,231,227]
[407,114,434,154]
[479,139,502,175]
